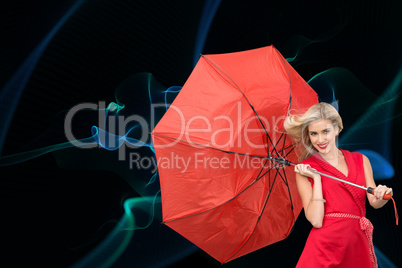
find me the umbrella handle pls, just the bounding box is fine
[367,187,399,226]
[284,159,393,200]
[367,187,392,200]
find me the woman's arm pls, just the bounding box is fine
[363,155,393,209]
[295,164,325,228]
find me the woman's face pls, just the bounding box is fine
[307,119,338,155]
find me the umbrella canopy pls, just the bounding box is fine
[152,45,318,263]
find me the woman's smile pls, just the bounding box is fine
[317,142,329,150]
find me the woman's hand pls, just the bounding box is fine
[363,155,393,209]
[372,184,393,202]
[295,164,320,180]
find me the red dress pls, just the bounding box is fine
[296,150,377,268]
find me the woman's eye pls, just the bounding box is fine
[323,129,330,134]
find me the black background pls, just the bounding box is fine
[1,0,402,267]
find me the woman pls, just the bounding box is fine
[284,102,393,268]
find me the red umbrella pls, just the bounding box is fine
[151,45,318,263]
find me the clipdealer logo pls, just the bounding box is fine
[63,101,287,169]
[129,152,274,174]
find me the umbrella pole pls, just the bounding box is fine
[269,157,392,200]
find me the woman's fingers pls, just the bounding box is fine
[294,165,299,173]
[374,185,393,200]
[386,187,393,196]
[295,164,314,177]
[375,185,384,199]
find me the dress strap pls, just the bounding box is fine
[325,213,377,268]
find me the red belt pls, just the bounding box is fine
[325,213,377,268]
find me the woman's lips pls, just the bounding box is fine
[317,142,328,149]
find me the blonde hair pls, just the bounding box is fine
[283,102,343,161]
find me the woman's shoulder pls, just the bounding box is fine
[341,149,365,160]
[340,150,367,170]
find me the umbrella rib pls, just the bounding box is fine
[267,132,297,165]
[277,132,287,157]
[269,132,286,158]
[225,165,298,263]
[269,132,298,159]
[278,168,295,211]
[201,55,280,157]
[274,133,293,159]
[276,169,297,235]
[272,141,298,232]
[282,132,288,156]
[280,133,297,163]
[224,165,282,263]
[283,141,298,159]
